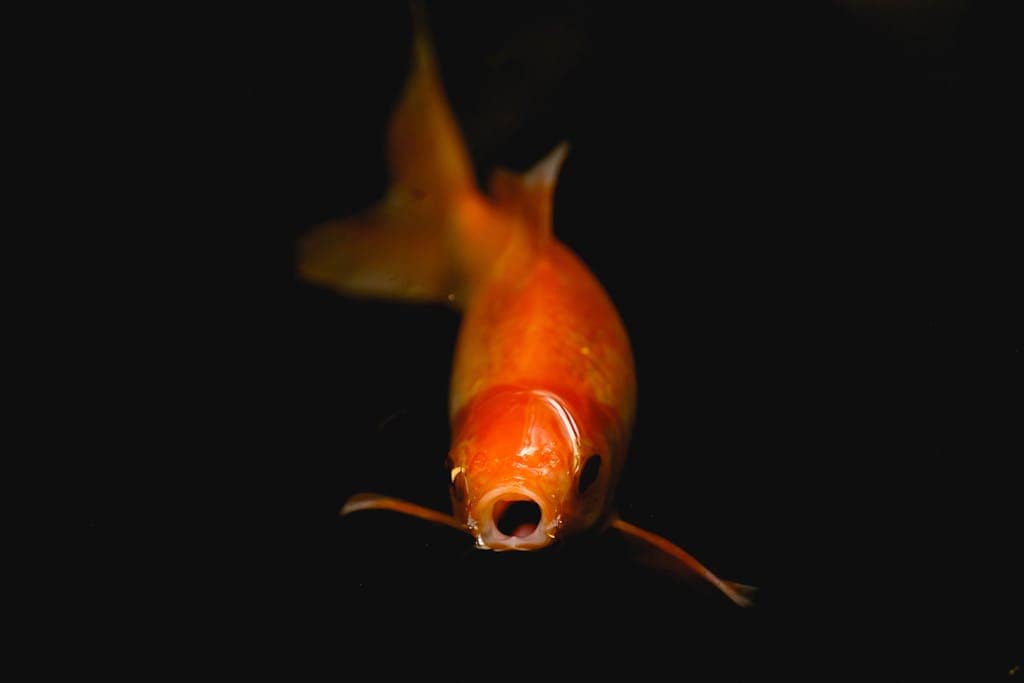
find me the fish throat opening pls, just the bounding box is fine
[493,499,542,538]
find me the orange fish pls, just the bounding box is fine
[298,10,753,607]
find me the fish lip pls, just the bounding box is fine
[474,485,556,551]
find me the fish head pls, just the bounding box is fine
[447,389,615,550]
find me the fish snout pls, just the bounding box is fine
[473,487,558,550]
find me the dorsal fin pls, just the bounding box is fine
[488,142,570,238]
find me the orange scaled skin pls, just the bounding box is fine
[447,236,636,549]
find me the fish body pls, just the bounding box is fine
[299,9,751,605]
[448,235,635,548]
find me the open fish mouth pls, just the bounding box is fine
[474,487,557,550]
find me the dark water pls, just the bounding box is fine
[87,2,1020,678]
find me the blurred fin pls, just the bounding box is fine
[488,142,569,239]
[297,5,477,303]
[341,492,465,532]
[298,196,457,302]
[386,5,475,200]
[612,516,756,607]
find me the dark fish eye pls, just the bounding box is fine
[451,470,467,502]
[578,455,602,494]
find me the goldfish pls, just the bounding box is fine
[297,8,753,607]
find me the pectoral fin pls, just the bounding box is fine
[342,492,465,533]
[612,516,757,608]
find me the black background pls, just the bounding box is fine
[86,2,1020,679]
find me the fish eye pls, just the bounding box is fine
[578,455,602,494]
[451,469,467,502]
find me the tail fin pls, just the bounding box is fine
[297,9,478,304]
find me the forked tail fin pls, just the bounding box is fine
[298,7,578,305]
[297,8,479,305]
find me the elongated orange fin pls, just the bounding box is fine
[488,142,569,239]
[341,492,466,533]
[297,7,478,304]
[298,196,457,302]
[612,517,756,608]
[387,7,476,200]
